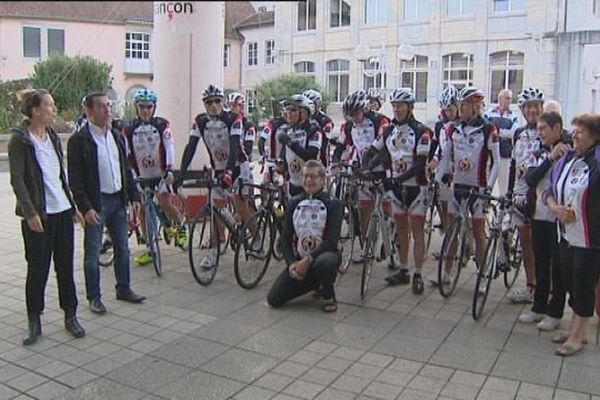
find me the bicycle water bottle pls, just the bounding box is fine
[222,207,237,227]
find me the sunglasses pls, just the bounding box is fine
[137,104,154,110]
[205,98,222,105]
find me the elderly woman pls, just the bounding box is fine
[543,113,600,356]
[8,89,86,345]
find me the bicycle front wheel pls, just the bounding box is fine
[271,221,284,261]
[424,200,438,254]
[503,228,522,289]
[189,206,220,286]
[437,217,463,298]
[472,237,497,320]
[145,202,163,277]
[234,210,273,289]
[338,204,358,274]
[361,216,378,299]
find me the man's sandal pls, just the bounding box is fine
[321,299,337,313]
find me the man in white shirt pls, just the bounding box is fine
[68,92,145,315]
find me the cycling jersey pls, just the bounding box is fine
[282,120,323,187]
[73,113,88,134]
[335,111,390,168]
[433,118,457,162]
[439,115,500,189]
[484,106,519,158]
[124,117,174,179]
[313,111,335,167]
[260,116,288,160]
[509,125,542,198]
[240,115,256,161]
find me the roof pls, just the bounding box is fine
[225,1,256,40]
[235,10,274,30]
[0,1,153,24]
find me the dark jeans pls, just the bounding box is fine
[559,241,600,317]
[21,209,77,314]
[531,220,566,318]
[267,251,340,307]
[84,193,131,300]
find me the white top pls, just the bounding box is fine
[88,122,122,194]
[29,131,71,214]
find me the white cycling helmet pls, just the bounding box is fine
[227,91,245,105]
[457,86,485,104]
[518,87,544,107]
[283,94,312,114]
[302,89,322,104]
[389,88,416,104]
[438,85,459,108]
[342,90,368,117]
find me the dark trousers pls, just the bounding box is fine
[559,241,600,317]
[267,251,340,307]
[531,220,566,318]
[21,209,77,314]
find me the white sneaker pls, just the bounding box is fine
[352,249,365,263]
[537,316,560,331]
[508,288,534,304]
[200,249,217,269]
[518,310,544,324]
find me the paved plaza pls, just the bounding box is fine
[0,171,599,400]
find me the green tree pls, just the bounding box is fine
[29,54,113,118]
[0,79,30,133]
[251,73,330,125]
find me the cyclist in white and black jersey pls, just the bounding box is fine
[258,102,288,184]
[332,90,391,262]
[437,86,500,282]
[368,91,384,113]
[278,94,324,197]
[227,91,256,162]
[304,90,334,167]
[506,87,545,304]
[180,84,256,269]
[365,88,432,294]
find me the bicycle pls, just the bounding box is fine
[471,192,524,320]
[181,168,245,286]
[258,158,288,262]
[136,178,165,277]
[424,177,444,254]
[358,172,399,299]
[99,204,143,267]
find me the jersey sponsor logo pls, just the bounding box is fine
[163,129,172,140]
[301,236,318,252]
[290,158,303,174]
[141,154,156,169]
[457,158,472,172]
[517,164,528,178]
[214,149,228,162]
[395,159,409,172]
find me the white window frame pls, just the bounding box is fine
[446,0,473,17]
[330,0,351,28]
[298,0,317,31]
[364,0,388,24]
[442,53,474,90]
[246,90,257,114]
[125,31,150,60]
[489,51,524,103]
[22,25,65,59]
[493,0,525,12]
[265,40,275,65]
[362,58,387,92]
[247,42,258,67]
[403,0,431,22]
[224,44,230,68]
[399,55,429,103]
[327,59,350,102]
[294,61,315,75]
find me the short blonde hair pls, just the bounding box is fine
[498,89,513,99]
[303,160,326,178]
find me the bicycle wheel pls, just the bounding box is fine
[145,202,163,277]
[189,206,220,286]
[472,236,497,320]
[424,200,438,254]
[361,215,378,299]
[437,217,463,298]
[234,210,273,289]
[98,244,114,267]
[338,204,358,274]
[503,228,522,289]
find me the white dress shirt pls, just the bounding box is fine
[88,122,122,194]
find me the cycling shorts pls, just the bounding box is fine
[450,184,488,220]
[387,185,428,217]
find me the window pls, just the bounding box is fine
[443,53,474,89]
[400,55,428,102]
[298,0,317,31]
[489,51,524,103]
[125,32,150,59]
[327,59,349,102]
[247,42,258,66]
[246,90,257,114]
[294,61,315,74]
[446,0,474,17]
[48,29,64,55]
[404,0,431,21]
[330,0,351,27]
[363,58,387,92]
[224,44,230,67]
[23,27,41,58]
[365,0,388,24]
[493,0,525,12]
[265,40,275,65]
[594,0,600,14]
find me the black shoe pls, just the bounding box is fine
[22,313,41,346]
[385,269,411,286]
[65,315,86,338]
[116,288,146,303]
[89,298,107,315]
[412,273,424,295]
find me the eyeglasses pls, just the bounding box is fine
[137,104,154,110]
[205,98,222,105]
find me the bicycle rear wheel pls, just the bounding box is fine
[145,202,163,277]
[361,216,378,299]
[437,217,463,298]
[338,204,358,274]
[503,228,522,289]
[234,210,273,289]
[189,206,220,286]
[424,200,438,254]
[272,223,284,261]
[98,244,114,267]
[472,236,497,320]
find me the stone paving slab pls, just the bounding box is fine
[0,172,599,399]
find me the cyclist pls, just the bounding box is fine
[303,89,334,167]
[368,91,384,113]
[180,84,256,269]
[258,101,288,184]
[437,86,500,284]
[366,88,432,294]
[122,89,186,266]
[278,94,324,197]
[506,87,545,304]
[332,89,390,263]
[227,91,256,162]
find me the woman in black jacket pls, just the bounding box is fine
[8,89,86,345]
